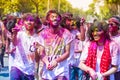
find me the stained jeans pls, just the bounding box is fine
[0,46,5,67]
[10,67,34,80]
[114,71,120,80]
[69,66,83,80]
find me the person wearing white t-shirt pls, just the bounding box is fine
[79,21,119,80]
[38,10,74,80]
[108,16,120,80]
[68,18,85,80]
[10,13,40,80]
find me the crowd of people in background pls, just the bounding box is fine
[0,9,120,80]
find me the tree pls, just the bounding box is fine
[0,0,88,18]
[105,0,120,16]
[86,3,96,16]
[86,0,120,20]
[17,0,33,13]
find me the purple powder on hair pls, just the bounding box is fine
[26,15,34,21]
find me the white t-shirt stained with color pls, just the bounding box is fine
[12,31,40,75]
[39,28,74,79]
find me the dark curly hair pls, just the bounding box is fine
[87,21,111,41]
[6,17,17,33]
[46,9,62,22]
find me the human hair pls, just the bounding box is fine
[87,21,110,41]
[111,16,120,29]
[60,12,73,28]
[75,17,81,29]
[112,16,120,24]
[70,18,80,28]
[46,9,62,21]
[22,13,35,21]
[6,17,17,33]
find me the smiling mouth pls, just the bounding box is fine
[53,21,58,24]
[27,23,32,26]
[93,35,100,38]
[53,20,58,23]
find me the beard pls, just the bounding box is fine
[49,20,60,28]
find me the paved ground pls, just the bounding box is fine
[0,54,9,80]
[0,54,41,80]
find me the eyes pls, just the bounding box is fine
[49,13,59,20]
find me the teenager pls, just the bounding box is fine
[38,10,74,80]
[10,13,40,80]
[79,21,119,80]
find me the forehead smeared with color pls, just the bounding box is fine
[23,13,35,21]
[108,17,120,25]
[26,15,35,21]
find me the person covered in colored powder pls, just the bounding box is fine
[78,21,119,80]
[38,10,74,80]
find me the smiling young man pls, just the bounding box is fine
[78,21,119,80]
[38,10,74,80]
[10,13,40,80]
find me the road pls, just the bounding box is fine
[0,54,9,80]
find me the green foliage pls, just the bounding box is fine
[0,0,82,17]
[99,5,111,19]
[86,0,120,20]
[105,0,120,16]
[1,0,119,20]
[86,3,95,16]
[17,0,33,13]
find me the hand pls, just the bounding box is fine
[88,69,97,80]
[46,63,54,71]
[96,72,103,80]
[46,62,52,70]
[47,60,58,70]
[12,27,20,34]
[5,47,16,54]
[80,17,85,25]
[33,42,40,49]
[50,60,58,68]
[11,47,16,53]
[5,49,9,54]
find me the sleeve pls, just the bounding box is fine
[78,40,84,51]
[80,41,90,61]
[38,32,45,47]
[110,41,119,66]
[64,29,75,45]
[17,31,22,40]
